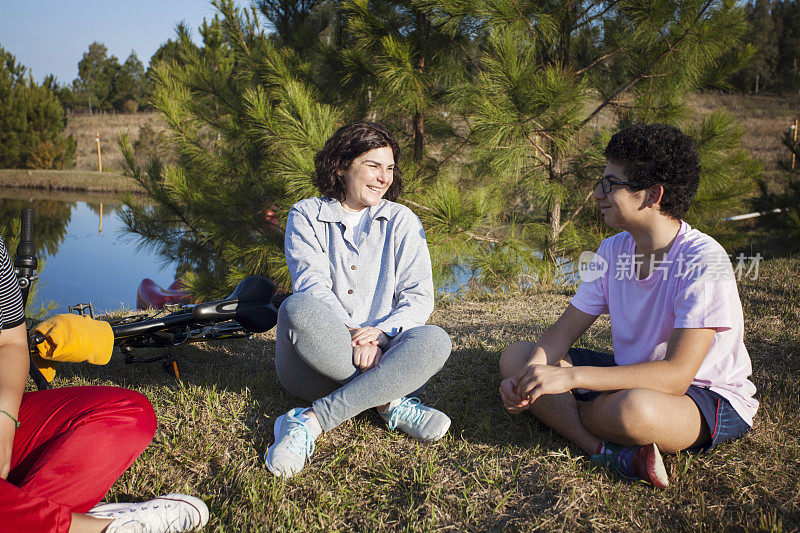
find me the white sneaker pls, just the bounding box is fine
[105,521,149,533]
[379,397,451,441]
[265,407,322,478]
[88,493,209,532]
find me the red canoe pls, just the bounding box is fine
[136,279,191,310]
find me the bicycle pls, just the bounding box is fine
[13,209,280,391]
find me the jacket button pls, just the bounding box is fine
[351,265,357,270]
[348,289,354,294]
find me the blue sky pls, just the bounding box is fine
[1,0,225,84]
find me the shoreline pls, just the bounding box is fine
[0,169,147,194]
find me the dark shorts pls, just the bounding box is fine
[567,347,751,453]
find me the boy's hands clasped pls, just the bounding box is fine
[500,363,577,414]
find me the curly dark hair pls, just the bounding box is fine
[604,123,701,220]
[313,121,403,202]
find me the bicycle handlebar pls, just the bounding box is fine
[14,208,38,308]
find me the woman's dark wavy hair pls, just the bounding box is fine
[314,121,403,202]
[604,123,701,220]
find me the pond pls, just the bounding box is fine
[2,188,580,316]
[1,189,177,315]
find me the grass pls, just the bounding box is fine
[43,256,800,531]
[64,111,167,172]
[689,93,798,177]
[0,169,144,194]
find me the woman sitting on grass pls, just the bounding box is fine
[266,121,452,478]
[499,123,758,488]
[0,236,208,532]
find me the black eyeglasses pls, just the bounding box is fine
[596,176,644,194]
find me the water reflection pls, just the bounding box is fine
[1,190,176,314]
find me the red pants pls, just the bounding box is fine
[1,386,157,533]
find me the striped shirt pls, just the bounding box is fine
[0,236,25,332]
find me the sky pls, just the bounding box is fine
[1,0,224,84]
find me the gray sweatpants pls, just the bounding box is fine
[274,292,452,432]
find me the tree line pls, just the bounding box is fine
[732,0,800,94]
[0,26,212,168]
[0,47,75,168]
[54,33,206,114]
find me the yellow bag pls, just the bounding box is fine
[33,314,114,382]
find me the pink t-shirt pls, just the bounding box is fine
[571,221,758,425]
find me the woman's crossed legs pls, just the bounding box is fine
[269,293,452,476]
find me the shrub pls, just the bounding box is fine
[0,45,75,169]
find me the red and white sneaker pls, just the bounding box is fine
[591,442,669,488]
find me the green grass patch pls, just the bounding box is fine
[45,257,800,531]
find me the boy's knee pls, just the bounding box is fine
[613,389,661,441]
[499,341,535,378]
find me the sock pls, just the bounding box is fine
[297,407,322,436]
[596,442,606,455]
[378,398,402,414]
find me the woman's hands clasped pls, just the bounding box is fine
[349,327,389,372]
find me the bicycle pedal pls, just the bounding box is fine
[68,302,94,318]
[162,359,181,380]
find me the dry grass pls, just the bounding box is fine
[61,94,799,179]
[44,257,800,531]
[689,93,799,182]
[64,111,167,171]
[0,169,143,193]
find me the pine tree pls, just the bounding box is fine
[74,42,120,112]
[122,0,762,297]
[438,0,760,283]
[112,52,147,112]
[780,121,800,243]
[735,0,779,93]
[773,0,800,92]
[332,0,472,164]
[0,46,76,169]
[119,3,342,298]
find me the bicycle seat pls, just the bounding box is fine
[192,276,278,333]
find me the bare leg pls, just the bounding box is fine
[500,342,601,454]
[499,342,708,453]
[68,514,112,533]
[578,389,708,453]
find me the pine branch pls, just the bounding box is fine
[580,0,716,128]
[403,198,503,244]
[575,48,624,75]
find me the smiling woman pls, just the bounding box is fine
[265,122,453,478]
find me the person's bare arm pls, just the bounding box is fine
[0,323,30,478]
[516,327,715,404]
[500,305,598,412]
[526,304,600,366]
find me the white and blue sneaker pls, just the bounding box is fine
[265,407,322,477]
[379,397,451,441]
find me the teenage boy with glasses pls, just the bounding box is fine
[499,123,757,487]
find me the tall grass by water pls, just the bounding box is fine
[44,256,800,531]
